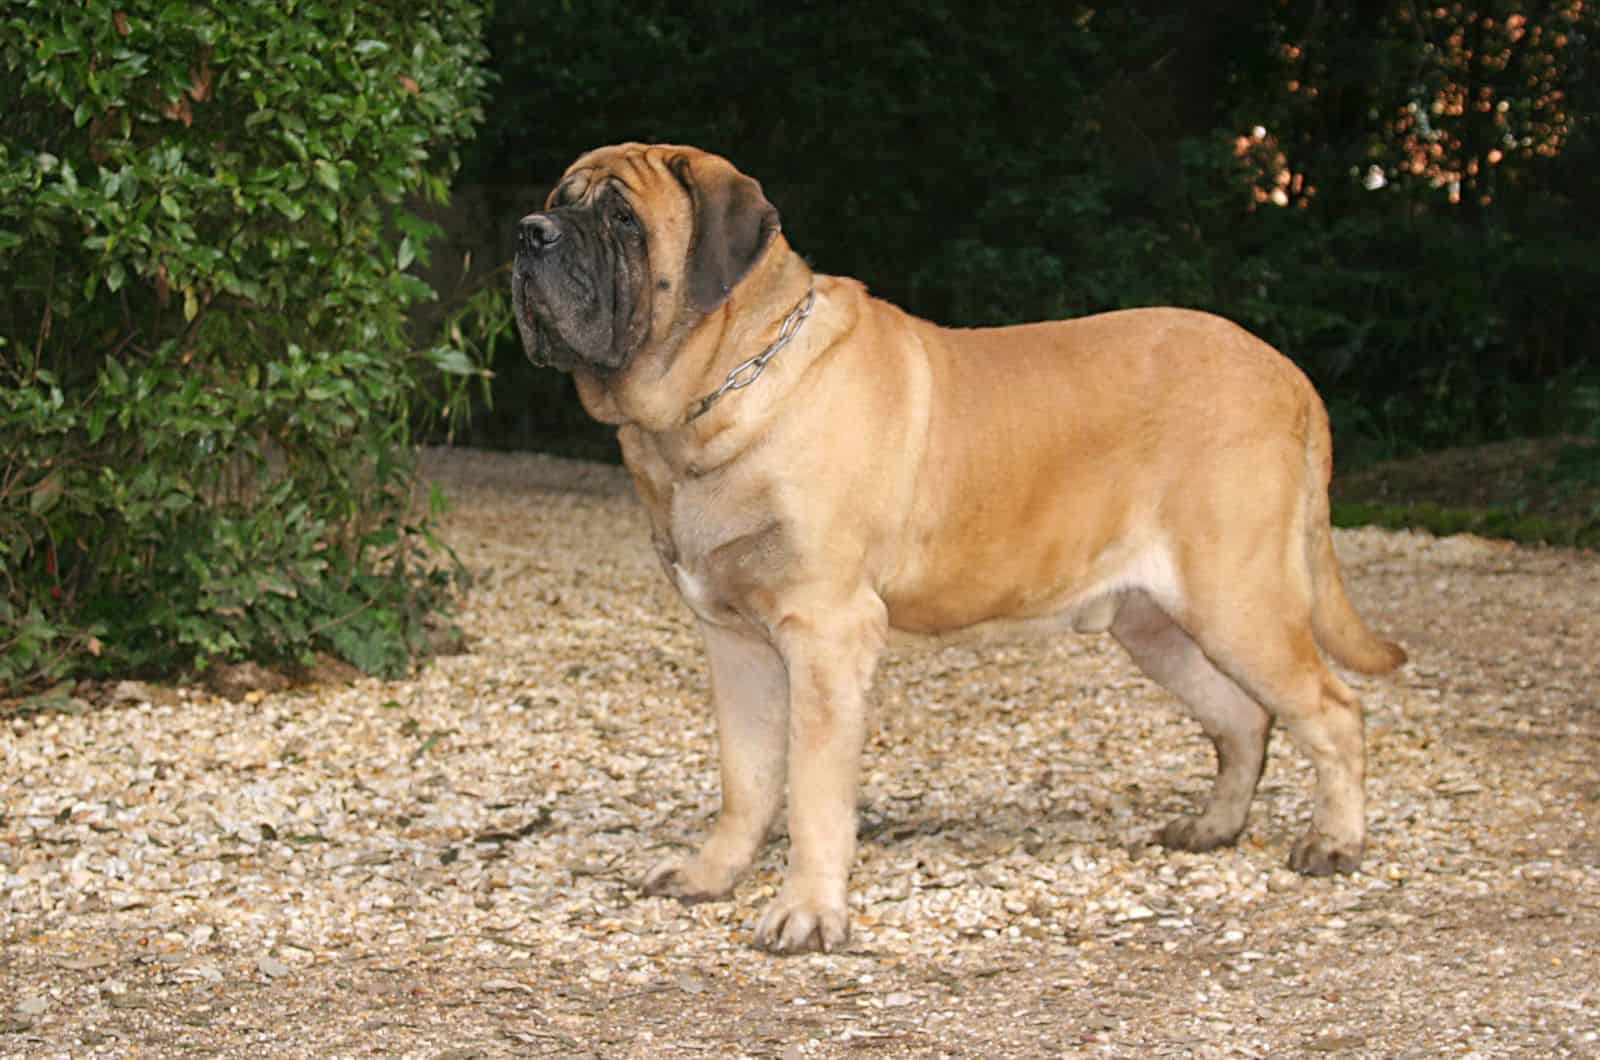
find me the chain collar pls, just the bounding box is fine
[685,287,815,423]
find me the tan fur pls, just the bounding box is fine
[528,145,1405,953]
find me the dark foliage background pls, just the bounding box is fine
[457,0,1598,469]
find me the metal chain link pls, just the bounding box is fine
[686,287,815,423]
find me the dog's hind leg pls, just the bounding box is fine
[1177,549,1368,875]
[1111,590,1273,852]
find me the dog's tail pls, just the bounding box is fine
[1303,400,1407,675]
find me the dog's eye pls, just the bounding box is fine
[611,204,638,231]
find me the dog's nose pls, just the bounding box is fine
[517,214,563,254]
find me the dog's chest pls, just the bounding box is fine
[656,529,751,629]
[645,484,770,630]
[621,429,785,630]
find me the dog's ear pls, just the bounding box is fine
[673,155,780,314]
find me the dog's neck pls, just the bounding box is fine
[684,285,814,424]
[575,244,818,443]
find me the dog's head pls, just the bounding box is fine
[512,144,781,377]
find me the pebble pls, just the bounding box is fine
[258,957,292,979]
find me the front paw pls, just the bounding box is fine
[641,855,738,903]
[753,886,850,954]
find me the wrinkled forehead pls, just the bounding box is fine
[545,143,714,208]
[545,160,614,208]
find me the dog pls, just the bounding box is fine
[511,143,1406,953]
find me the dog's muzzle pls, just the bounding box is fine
[511,214,564,369]
[511,211,601,373]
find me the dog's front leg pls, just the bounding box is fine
[644,622,788,901]
[754,591,887,953]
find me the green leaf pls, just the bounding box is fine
[30,472,63,515]
[428,348,479,376]
[397,235,414,270]
[428,482,450,517]
[281,128,309,161]
[313,159,340,192]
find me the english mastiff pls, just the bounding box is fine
[512,143,1406,953]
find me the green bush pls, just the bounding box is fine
[0,0,491,691]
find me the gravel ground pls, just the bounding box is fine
[3,446,1598,1059]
